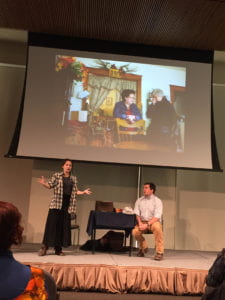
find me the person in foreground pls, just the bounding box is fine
[132,182,164,260]
[38,159,91,256]
[201,248,225,300]
[0,201,57,300]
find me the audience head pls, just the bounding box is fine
[0,201,23,250]
[121,89,136,103]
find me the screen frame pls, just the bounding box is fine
[6,32,221,172]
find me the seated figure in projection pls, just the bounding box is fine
[0,201,57,300]
[113,89,142,124]
[146,88,177,149]
[132,182,164,261]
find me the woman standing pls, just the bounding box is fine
[38,159,91,256]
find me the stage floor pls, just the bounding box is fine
[13,243,217,270]
[12,244,217,296]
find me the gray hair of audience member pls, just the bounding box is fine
[150,89,164,98]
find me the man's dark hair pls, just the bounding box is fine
[144,182,156,193]
[121,89,135,102]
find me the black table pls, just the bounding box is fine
[86,210,136,256]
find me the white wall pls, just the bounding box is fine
[174,81,225,251]
[1,38,225,251]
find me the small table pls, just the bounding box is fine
[86,210,136,256]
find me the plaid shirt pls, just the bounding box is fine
[48,172,78,213]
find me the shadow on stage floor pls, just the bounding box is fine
[12,243,215,297]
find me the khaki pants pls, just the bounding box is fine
[132,221,164,254]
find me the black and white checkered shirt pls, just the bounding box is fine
[48,172,78,213]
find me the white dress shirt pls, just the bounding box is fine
[133,194,163,222]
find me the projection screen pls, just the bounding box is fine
[14,33,216,169]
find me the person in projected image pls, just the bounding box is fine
[0,201,57,300]
[38,159,92,256]
[113,89,142,124]
[132,182,164,261]
[146,88,178,150]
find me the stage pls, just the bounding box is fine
[12,243,217,296]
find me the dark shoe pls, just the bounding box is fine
[55,251,65,256]
[137,250,144,257]
[38,246,48,256]
[154,253,163,261]
[137,248,148,257]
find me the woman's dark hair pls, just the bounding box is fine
[0,201,23,250]
[121,89,136,102]
[144,182,156,193]
[61,158,73,168]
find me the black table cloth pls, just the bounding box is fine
[86,210,136,256]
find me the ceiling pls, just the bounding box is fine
[0,0,225,60]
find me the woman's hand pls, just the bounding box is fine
[38,176,50,189]
[77,188,92,195]
[83,188,92,195]
[38,176,46,185]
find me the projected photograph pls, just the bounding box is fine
[55,55,186,153]
[18,41,212,169]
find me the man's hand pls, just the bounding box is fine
[139,222,148,231]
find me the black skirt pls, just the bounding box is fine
[42,195,71,248]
